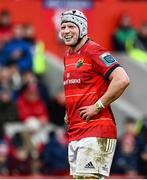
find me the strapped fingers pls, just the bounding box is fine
[80,110,87,117]
[82,113,89,119]
[86,115,91,121]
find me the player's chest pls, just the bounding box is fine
[64,55,95,83]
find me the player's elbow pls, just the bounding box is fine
[120,75,130,89]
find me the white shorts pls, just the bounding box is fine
[68,137,116,178]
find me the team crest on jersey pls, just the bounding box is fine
[100,53,116,66]
[75,59,84,68]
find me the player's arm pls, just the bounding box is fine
[79,66,130,121]
[100,66,130,107]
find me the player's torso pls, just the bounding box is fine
[64,49,110,125]
[63,41,117,141]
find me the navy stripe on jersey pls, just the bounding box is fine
[104,64,121,80]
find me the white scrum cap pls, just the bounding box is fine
[61,9,88,38]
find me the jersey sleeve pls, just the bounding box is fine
[88,45,121,80]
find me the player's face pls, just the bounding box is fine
[60,22,79,46]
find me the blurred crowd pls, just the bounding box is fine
[0,9,147,178]
[111,116,147,178]
[112,12,147,63]
[112,12,147,179]
[0,9,68,176]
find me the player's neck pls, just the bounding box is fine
[70,36,89,52]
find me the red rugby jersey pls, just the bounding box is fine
[64,39,120,141]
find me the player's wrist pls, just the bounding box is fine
[95,99,105,110]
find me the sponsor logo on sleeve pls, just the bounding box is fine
[99,53,117,66]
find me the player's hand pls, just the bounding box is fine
[79,104,101,121]
[64,113,69,125]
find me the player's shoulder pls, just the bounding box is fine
[85,40,108,55]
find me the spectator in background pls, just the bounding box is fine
[40,130,68,175]
[22,23,36,54]
[0,38,8,66]
[0,66,12,89]
[20,70,36,85]
[0,65,21,99]
[112,13,137,52]
[16,82,49,125]
[6,61,22,97]
[9,120,42,175]
[126,22,147,63]
[135,22,147,51]
[112,133,139,176]
[0,86,19,127]
[50,89,65,127]
[0,9,13,42]
[5,24,32,72]
[0,126,9,175]
[20,70,65,128]
[20,70,51,108]
[9,132,31,175]
[139,144,147,178]
[7,145,31,175]
[22,23,46,76]
[111,117,139,176]
[136,116,147,177]
[137,116,147,145]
